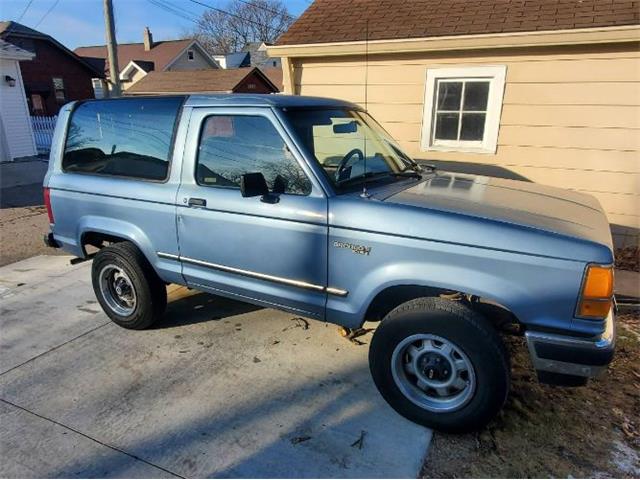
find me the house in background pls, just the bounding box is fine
[75,27,219,96]
[212,42,281,69]
[0,39,36,161]
[0,21,103,116]
[124,67,279,95]
[269,0,640,246]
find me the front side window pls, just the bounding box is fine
[196,115,311,195]
[284,108,421,191]
[421,66,506,154]
[62,97,183,180]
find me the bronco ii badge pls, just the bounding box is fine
[333,241,372,256]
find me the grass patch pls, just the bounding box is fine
[422,313,640,478]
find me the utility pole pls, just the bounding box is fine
[103,0,121,97]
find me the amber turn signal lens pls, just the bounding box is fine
[582,265,613,299]
[578,298,612,318]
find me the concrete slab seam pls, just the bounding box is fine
[0,321,111,377]
[0,398,184,479]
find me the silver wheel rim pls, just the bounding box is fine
[98,265,137,316]
[391,334,476,412]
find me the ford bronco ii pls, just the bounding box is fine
[44,95,616,432]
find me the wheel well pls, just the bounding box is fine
[81,231,129,255]
[364,285,522,334]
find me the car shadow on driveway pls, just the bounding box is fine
[153,287,263,330]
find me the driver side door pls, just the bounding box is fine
[175,107,329,319]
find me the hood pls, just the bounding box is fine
[376,172,613,250]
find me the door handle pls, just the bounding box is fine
[188,197,207,208]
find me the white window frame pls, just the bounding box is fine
[187,49,195,61]
[420,65,506,154]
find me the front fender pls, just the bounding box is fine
[327,228,586,333]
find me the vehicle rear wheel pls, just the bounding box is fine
[91,242,167,329]
[369,297,510,433]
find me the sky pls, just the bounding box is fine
[0,0,310,50]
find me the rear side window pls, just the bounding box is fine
[62,97,183,180]
[196,115,311,195]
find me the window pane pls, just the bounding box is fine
[434,112,459,140]
[63,97,183,180]
[463,81,489,111]
[437,81,462,110]
[460,113,486,141]
[196,115,311,195]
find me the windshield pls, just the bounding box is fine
[282,108,421,190]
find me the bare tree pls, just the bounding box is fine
[184,0,295,54]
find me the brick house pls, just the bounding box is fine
[0,21,103,116]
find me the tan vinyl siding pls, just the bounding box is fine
[292,43,640,245]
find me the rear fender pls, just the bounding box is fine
[75,216,183,284]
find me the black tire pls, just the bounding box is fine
[91,242,167,330]
[369,297,510,433]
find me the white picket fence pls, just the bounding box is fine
[31,115,57,154]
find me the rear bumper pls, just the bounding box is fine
[525,307,615,385]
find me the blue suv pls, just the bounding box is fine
[44,95,615,432]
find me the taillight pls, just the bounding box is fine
[43,187,54,223]
[576,265,614,319]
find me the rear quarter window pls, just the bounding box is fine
[62,97,184,181]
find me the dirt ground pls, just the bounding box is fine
[422,312,640,479]
[0,207,64,266]
[616,246,640,273]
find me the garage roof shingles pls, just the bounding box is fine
[276,0,640,45]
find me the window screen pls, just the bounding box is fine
[196,115,311,195]
[62,97,183,180]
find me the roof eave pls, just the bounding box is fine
[3,28,105,77]
[268,24,640,57]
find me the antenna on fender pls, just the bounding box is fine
[360,18,371,199]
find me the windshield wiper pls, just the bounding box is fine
[337,170,422,187]
[336,171,391,186]
[392,171,422,179]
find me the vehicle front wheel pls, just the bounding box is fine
[91,242,167,330]
[369,297,510,433]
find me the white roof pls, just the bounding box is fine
[0,39,34,60]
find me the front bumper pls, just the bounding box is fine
[525,307,615,385]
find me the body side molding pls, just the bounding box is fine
[157,251,348,297]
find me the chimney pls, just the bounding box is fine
[143,27,153,51]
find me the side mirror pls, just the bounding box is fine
[240,172,269,198]
[240,172,279,204]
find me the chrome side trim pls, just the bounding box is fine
[158,252,180,261]
[326,287,349,297]
[157,251,348,296]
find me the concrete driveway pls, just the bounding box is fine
[0,255,431,478]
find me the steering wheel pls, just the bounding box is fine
[334,148,364,181]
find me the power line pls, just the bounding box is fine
[147,0,200,23]
[147,0,294,40]
[186,0,280,30]
[34,0,61,28]
[233,0,295,20]
[15,0,35,23]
